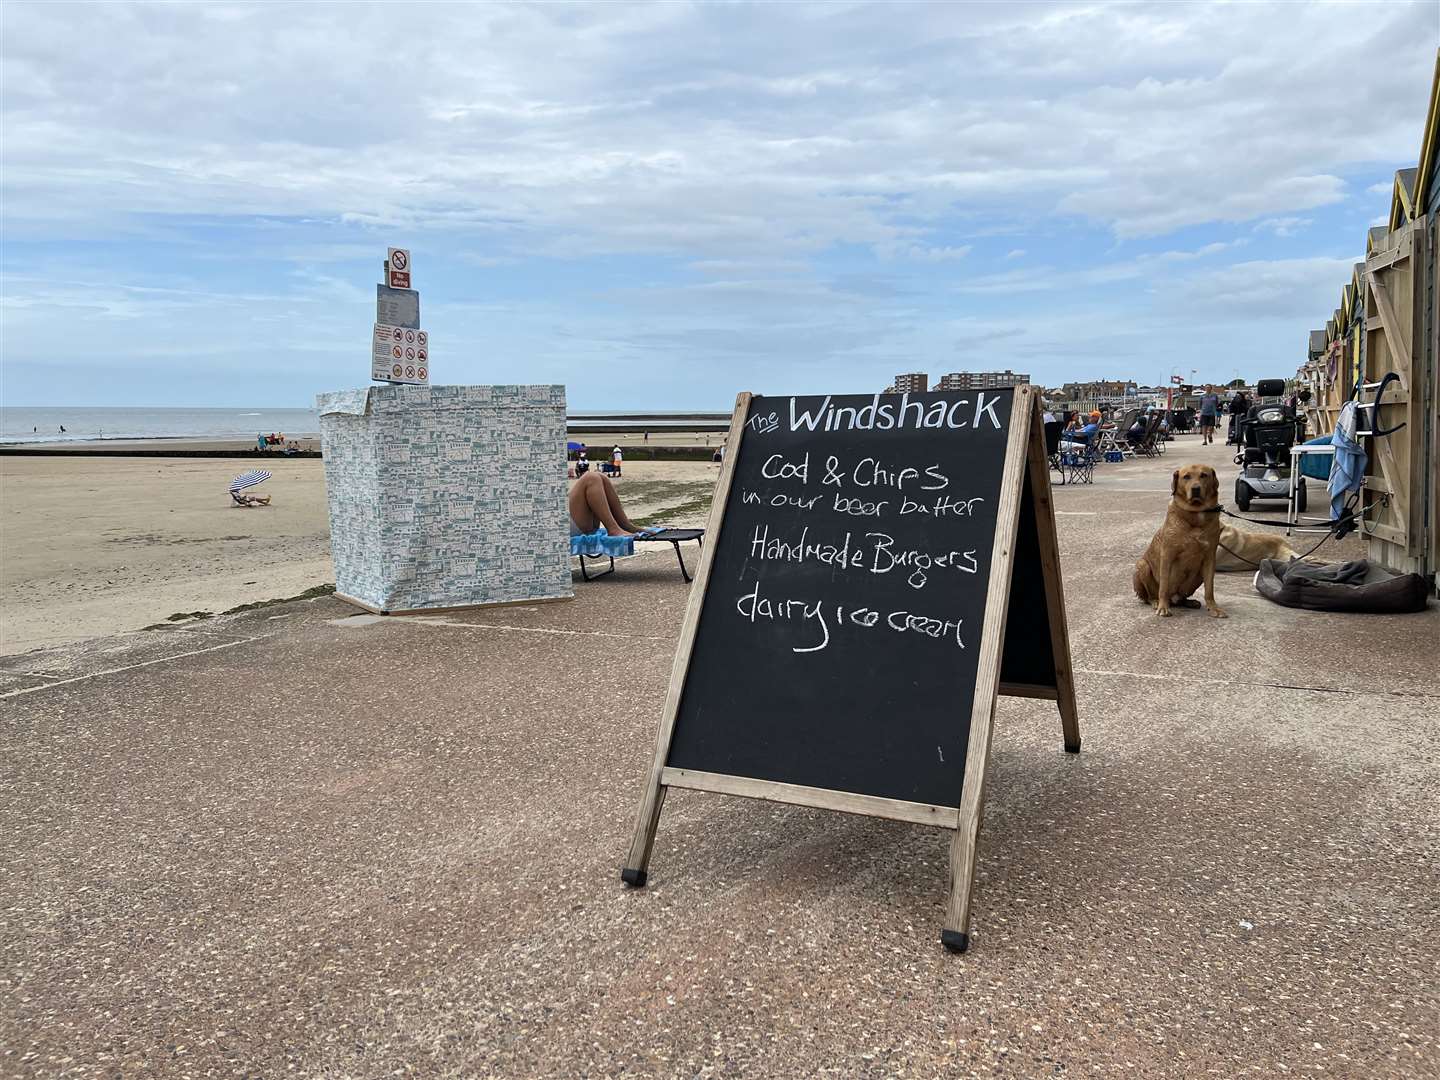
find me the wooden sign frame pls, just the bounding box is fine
[621,384,1079,952]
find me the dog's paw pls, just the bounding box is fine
[1156,607,1172,617]
[1208,607,1228,619]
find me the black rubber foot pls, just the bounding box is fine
[620,868,647,888]
[1064,739,1082,754]
[941,930,970,953]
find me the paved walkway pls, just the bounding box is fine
[3,437,1437,1077]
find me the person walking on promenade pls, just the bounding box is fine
[1198,387,1220,445]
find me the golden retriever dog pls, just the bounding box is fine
[1214,524,1299,572]
[1132,464,1226,617]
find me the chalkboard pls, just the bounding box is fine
[622,386,1079,952]
[666,390,1015,807]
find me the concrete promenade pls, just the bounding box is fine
[2,437,1437,1077]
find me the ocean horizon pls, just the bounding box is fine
[0,405,730,444]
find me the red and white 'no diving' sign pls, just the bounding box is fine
[387,247,411,289]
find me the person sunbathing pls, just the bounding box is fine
[569,470,642,538]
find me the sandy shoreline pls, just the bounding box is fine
[0,454,719,653]
[2,436,323,454]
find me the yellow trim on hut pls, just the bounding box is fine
[1412,47,1440,213]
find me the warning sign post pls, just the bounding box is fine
[372,250,430,385]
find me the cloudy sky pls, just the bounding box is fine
[2,1,1435,409]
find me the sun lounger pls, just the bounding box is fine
[575,527,705,582]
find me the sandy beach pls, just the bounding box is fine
[0,453,720,653]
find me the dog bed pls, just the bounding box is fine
[1254,558,1429,614]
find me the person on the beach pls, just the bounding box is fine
[58,425,65,433]
[1198,387,1220,445]
[1061,412,1099,453]
[1125,413,1148,448]
[570,471,641,538]
[611,446,622,476]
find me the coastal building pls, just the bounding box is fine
[934,370,1029,391]
[889,372,929,394]
[1060,379,1137,400]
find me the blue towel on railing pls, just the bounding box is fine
[570,526,634,558]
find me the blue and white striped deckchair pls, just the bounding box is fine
[230,470,272,506]
[229,470,271,492]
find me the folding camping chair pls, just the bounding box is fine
[1133,414,1165,457]
[1044,421,1067,485]
[1057,431,1098,484]
[576,528,706,582]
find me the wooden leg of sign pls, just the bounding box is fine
[622,392,754,889]
[621,783,667,886]
[1025,398,1082,754]
[944,387,1033,953]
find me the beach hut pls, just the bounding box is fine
[1353,56,1439,586]
[1302,52,1440,588]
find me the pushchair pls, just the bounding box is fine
[1233,379,1305,512]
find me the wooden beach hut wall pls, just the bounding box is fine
[1301,329,1328,425]
[1311,306,1349,437]
[1423,64,1440,590]
[1353,56,1440,588]
[1302,52,1440,589]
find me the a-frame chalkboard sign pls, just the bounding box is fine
[621,384,1079,952]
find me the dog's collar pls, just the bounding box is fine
[1199,504,1224,514]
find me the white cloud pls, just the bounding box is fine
[954,238,1249,293]
[2,1,1433,252]
[1,1,1434,405]
[1169,256,1361,319]
[1253,217,1313,238]
[897,245,972,262]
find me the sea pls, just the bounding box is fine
[0,406,322,444]
[0,406,730,443]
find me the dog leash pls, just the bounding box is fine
[1204,498,1365,564]
[1216,537,1262,568]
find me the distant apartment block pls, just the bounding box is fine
[934,369,1030,391]
[890,372,929,394]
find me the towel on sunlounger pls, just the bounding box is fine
[570,526,634,558]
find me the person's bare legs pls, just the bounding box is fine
[569,472,639,536]
[597,472,641,531]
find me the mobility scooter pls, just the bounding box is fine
[1233,378,1305,513]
